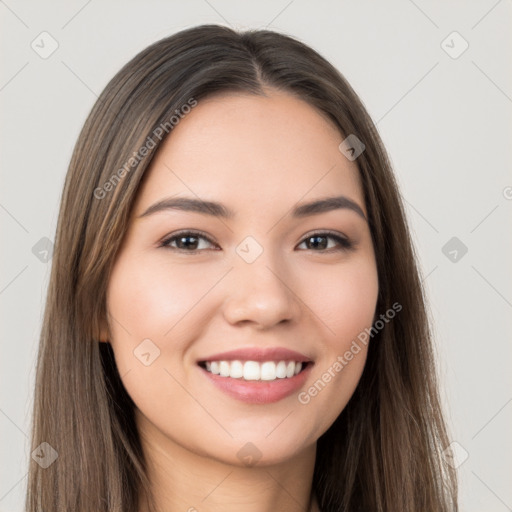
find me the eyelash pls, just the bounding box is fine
[159,229,355,254]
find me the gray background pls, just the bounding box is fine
[1,1,511,510]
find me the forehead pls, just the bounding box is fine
[132,91,365,218]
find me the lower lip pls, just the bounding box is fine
[199,364,313,404]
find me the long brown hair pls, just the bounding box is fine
[26,24,458,511]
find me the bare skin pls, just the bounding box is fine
[100,89,379,512]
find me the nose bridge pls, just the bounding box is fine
[222,238,299,327]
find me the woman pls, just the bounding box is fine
[26,24,458,511]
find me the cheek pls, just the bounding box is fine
[105,256,214,421]
[106,256,217,349]
[304,255,379,347]
[293,256,378,436]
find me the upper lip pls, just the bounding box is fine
[197,347,313,363]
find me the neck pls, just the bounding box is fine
[135,410,319,512]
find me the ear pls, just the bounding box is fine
[97,315,110,343]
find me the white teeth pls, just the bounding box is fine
[202,360,305,381]
[230,360,244,378]
[219,361,230,377]
[260,361,276,380]
[276,361,287,378]
[243,361,260,380]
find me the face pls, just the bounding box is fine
[102,90,379,467]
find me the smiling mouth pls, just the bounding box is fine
[198,360,311,382]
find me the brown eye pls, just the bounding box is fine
[297,232,354,252]
[160,231,217,252]
[159,230,354,254]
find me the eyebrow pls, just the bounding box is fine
[138,195,367,221]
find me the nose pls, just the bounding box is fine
[222,251,301,329]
